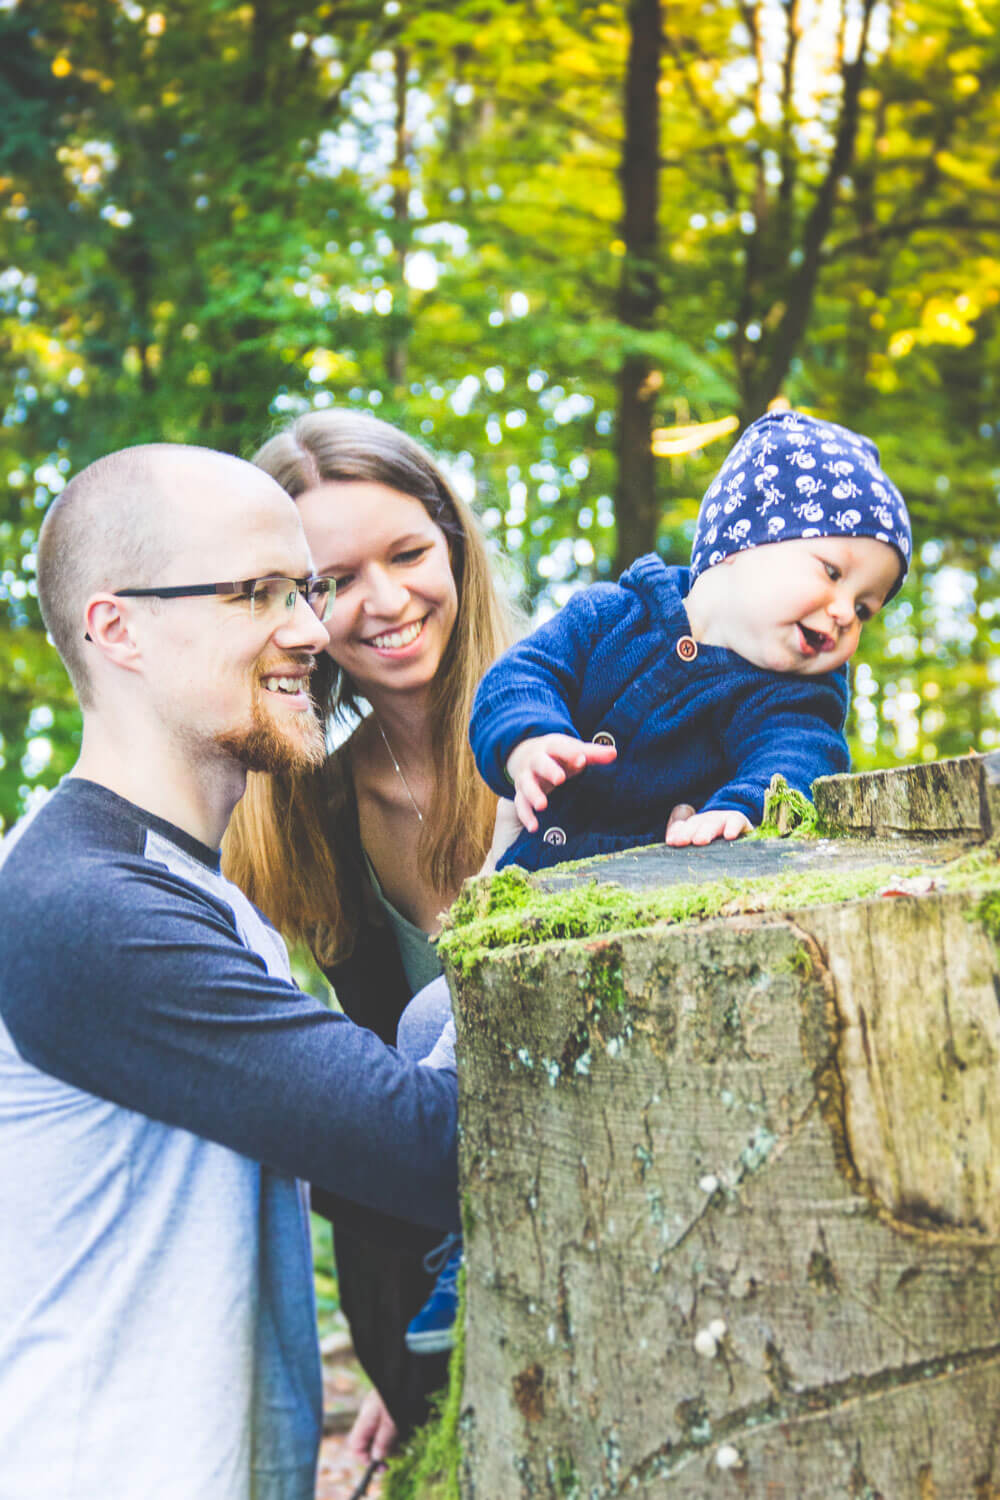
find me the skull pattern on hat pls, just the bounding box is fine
[690,410,911,601]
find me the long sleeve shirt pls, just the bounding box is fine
[0,778,458,1500]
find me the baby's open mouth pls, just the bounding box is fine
[798,623,835,655]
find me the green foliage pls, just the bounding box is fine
[310,1213,341,1341]
[2,0,999,829]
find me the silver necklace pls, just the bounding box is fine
[374,716,424,823]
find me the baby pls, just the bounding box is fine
[470,409,911,872]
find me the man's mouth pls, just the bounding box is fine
[261,675,309,695]
[797,623,835,656]
[366,618,426,651]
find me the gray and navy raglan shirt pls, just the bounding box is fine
[0,778,459,1500]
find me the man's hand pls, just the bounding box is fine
[505,733,617,832]
[347,1388,398,1466]
[664,804,752,847]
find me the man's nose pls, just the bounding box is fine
[274,592,330,653]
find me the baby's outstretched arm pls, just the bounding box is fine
[664,805,752,847]
[506,734,617,832]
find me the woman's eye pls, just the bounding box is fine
[396,546,428,565]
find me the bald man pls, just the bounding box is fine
[0,446,459,1500]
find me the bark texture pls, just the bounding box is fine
[814,750,1000,840]
[449,757,1000,1497]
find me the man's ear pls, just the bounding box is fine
[83,594,144,673]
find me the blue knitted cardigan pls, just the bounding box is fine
[470,555,850,872]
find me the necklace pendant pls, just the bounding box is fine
[375,716,425,823]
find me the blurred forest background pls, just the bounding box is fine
[2,0,998,832]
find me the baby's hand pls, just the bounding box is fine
[664,805,752,847]
[506,733,617,833]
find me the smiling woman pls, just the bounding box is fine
[221,408,518,1454]
[294,476,460,921]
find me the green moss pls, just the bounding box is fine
[381,1267,466,1500]
[580,942,625,1013]
[771,944,814,979]
[974,888,1000,945]
[438,866,892,974]
[549,1452,581,1497]
[446,866,535,926]
[439,841,1000,975]
[751,774,823,839]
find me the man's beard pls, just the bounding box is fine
[215,689,326,776]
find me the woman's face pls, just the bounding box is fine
[295,480,459,703]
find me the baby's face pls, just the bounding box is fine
[711,535,901,676]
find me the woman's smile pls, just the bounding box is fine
[364,616,428,653]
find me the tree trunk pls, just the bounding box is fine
[448,753,1000,1496]
[613,0,661,573]
[386,45,410,390]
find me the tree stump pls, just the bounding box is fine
[443,753,1000,1498]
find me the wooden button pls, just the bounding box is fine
[592,731,616,749]
[543,826,567,846]
[676,635,698,662]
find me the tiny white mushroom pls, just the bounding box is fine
[699,1173,720,1194]
[715,1443,742,1470]
[708,1317,728,1341]
[693,1327,719,1359]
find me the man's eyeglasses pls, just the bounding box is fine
[83,575,335,640]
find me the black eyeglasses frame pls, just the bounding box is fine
[83,574,335,641]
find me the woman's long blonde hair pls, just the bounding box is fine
[222,409,517,966]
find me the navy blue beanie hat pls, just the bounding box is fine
[690,410,912,601]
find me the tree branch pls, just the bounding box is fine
[662,34,739,212]
[825,214,1000,262]
[753,0,877,413]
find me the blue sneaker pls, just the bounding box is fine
[405,1233,463,1354]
